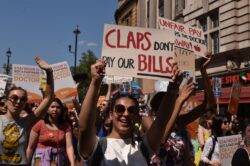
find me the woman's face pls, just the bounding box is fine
[47,101,62,120]
[6,90,27,115]
[110,97,138,138]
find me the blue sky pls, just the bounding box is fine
[0,0,117,72]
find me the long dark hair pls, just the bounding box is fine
[211,115,229,140]
[44,98,66,125]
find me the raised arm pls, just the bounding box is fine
[29,57,54,123]
[146,63,180,152]
[177,53,216,126]
[162,78,195,140]
[78,60,105,158]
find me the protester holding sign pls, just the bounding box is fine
[0,57,54,165]
[26,98,75,166]
[78,59,186,165]
[201,115,231,166]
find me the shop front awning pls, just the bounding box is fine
[194,86,250,104]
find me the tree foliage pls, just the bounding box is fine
[74,50,107,102]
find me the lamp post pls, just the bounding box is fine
[69,25,81,74]
[6,48,11,75]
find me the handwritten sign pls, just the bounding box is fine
[102,24,175,81]
[12,64,42,103]
[218,134,242,166]
[12,62,77,109]
[51,62,77,109]
[0,74,10,97]
[158,17,206,57]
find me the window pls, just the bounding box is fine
[175,0,185,16]
[211,31,220,54]
[147,0,150,27]
[121,11,132,26]
[205,35,208,46]
[158,0,164,17]
[210,11,219,28]
[199,18,207,32]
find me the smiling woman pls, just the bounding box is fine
[77,59,185,166]
[0,57,54,165]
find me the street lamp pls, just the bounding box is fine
[6,48,11,75]
[69,25,81,74]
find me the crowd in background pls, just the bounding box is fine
[0,54,249,166]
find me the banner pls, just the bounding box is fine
[158,17,206,58]
[0,74,10,97]
[12,62,77,109]
[218,134,242,166]
[102,24,175,81]
[228,82,241,114]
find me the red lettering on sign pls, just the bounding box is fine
[159,19,186,34]
[138,54,173,74]
[105,28,152,50]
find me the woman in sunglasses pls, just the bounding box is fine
[0,57,54,165]
[78,60,193,165]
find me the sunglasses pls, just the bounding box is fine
[114,104,138,115]
[8,95,27,104]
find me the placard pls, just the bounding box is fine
[102,24,175,81]
[158,17,206,58]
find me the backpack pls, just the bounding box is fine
[88,137,151,166]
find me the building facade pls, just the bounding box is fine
[115,0,250,109]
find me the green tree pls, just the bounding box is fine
[75,50,107,102]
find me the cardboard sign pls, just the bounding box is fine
[103,75,133,84]
[218,134,242,166]
[0,74,10,97]
[51,62,77,109]
[174,47,195,86]
[228,82,241,114]
[101,24,175,81]
[12,62,77,109]
[12,64,42,103]
[158,17,207,58]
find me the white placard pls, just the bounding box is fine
[0,74,10,97]
[158,17,207,58]
[218,134,242,166]
[102,24,175,81]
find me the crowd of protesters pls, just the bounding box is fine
[0,53,249,166]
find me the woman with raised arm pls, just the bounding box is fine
[144,53,216,166]
[26,98,75,166]
[78,60,186,165]
[0,57,54,165]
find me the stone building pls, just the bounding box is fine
[115,0,250,111]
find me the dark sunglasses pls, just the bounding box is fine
[114,104,138,115]
[8,95,27,104]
